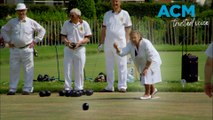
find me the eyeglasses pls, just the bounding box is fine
[69,14,74,17]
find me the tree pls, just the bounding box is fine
[211,1,213,9]
[68,0,78,13]
[68,0,96,19]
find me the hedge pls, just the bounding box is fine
[0,2,212,27]
[67,0,96,19]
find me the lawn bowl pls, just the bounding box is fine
[82,103,89,111]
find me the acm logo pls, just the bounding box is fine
[157,5,195,18]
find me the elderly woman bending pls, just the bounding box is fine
[114,30,162,100]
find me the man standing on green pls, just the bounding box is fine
[98,0,132,92]
[1,3,46,95]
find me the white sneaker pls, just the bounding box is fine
[140,95,151,100]
[151,88,158,98]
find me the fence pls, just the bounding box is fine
[37,18,213,46]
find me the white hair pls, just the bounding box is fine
[70,8,81,16]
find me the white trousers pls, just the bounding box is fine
[64,47,85,91]
[104,49,127,91]
[9,47,34,92]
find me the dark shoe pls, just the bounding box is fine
[7,91,15,95]
[118,88,126,93]
[100,89,113,92]
[22,91,30,95]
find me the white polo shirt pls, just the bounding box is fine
[205,42,213,58]
[1,17,45,48]
[61,20,92,43]
[103,10,132,48]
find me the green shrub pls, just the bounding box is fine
[0,2,212,21]
[67,0,96,19]
[198,9,213,18]
[95,1,111,20]
[0,4,15,18]
[122,3,162,17]
[27,10,67,22]
[67,0,78,13]
[122,2,212,19]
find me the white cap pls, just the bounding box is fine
[15,3,27,11]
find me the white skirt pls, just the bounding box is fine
[140,64,162,85]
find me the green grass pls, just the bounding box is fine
[0,92,212,120]
[0,44,209,93]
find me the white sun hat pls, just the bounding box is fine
[15,3,28,11]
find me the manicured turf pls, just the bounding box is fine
[0,92,212,120]
[0,45,208,93]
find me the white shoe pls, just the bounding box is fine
[151,88,158,98]
[140,95,151,100]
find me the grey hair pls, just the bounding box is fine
[130,30,142,39]
[70,8,81,16]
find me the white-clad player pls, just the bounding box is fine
[204,42,213,98]
[1,3,46,95]
[61,8,92,91]
[98,0,132,92]
[114,31,162,100]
